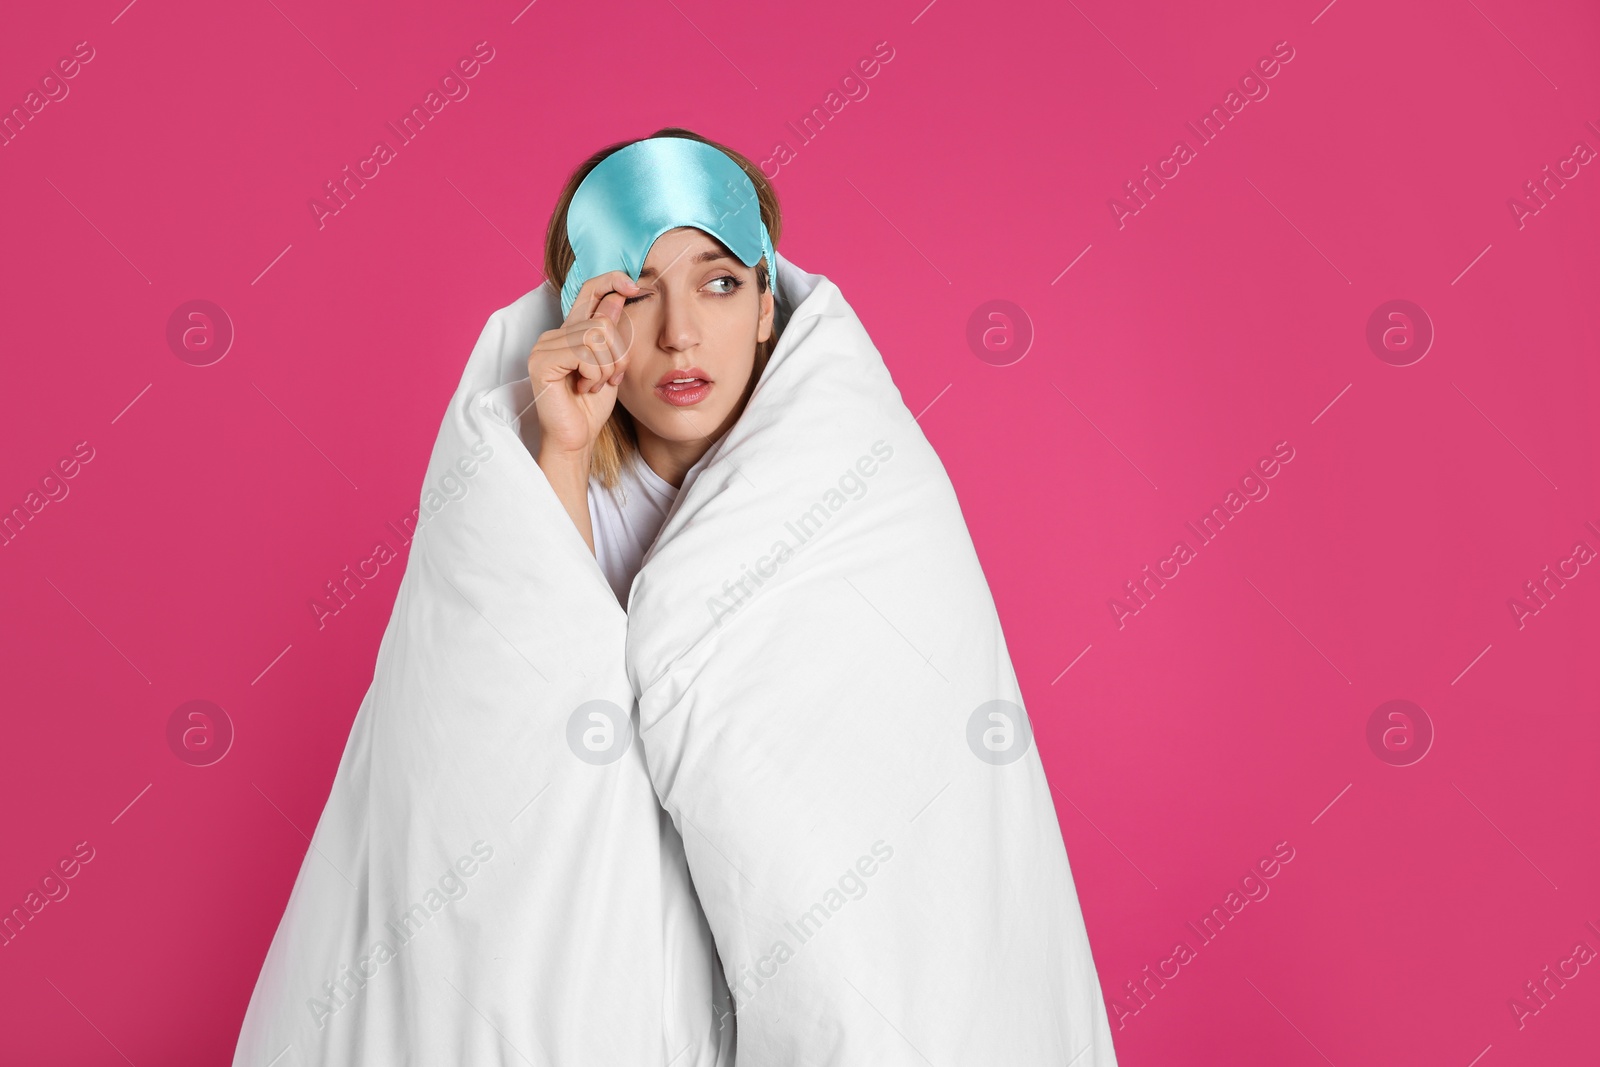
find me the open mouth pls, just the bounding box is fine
[654,369,714,407]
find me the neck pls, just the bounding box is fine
[636,429,713,490]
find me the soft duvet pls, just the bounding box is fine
[233,252,1119,1067]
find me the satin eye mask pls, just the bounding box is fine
[559,136,776,319]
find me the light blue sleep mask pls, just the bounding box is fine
[559,136,776,319]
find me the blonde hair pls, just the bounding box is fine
[542,127,784,489]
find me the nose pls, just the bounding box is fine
[656,286,701,354]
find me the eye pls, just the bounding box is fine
[623,291,650,305]
[707,275,744,296]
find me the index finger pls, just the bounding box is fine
[565,270,642,326]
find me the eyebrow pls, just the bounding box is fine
[635,248,737,281]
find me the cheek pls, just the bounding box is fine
[619,363,650,404]
[712,309,759,374]
[700,349,747,399]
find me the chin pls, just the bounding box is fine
[654,405,734,439]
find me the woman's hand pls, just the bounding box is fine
[529,270,641,555]
[527,270,642,459]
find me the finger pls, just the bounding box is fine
[579,323,618,387]
[565,314,619,362]
[563,325,612,379]
[571,349,606,394]
[588,322,629,393]
[607,346,630,387]
[597,288,627,323]
[566,270,641,326]
[530,334,587,387]
[578,306,632,373]
[532,338,591,395]
[597,290,638,368]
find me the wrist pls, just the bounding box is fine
[537,444,592,482]
[535,443,597,554]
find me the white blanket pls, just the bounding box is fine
[233,252,1118,1067]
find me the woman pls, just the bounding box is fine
[530,127,782,606]
[233,127,1118,1067]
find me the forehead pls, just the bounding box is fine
[642,226,736,266]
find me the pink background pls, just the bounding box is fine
[2,0,1596,1062]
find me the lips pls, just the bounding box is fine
[654,366,714,407]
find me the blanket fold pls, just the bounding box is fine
[233,252,1116,1067]
[627,255,1117,1065]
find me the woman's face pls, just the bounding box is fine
[613,226,774,447]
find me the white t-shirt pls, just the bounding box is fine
[587,447,711,608]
